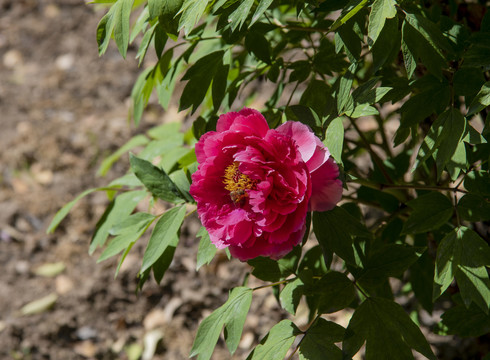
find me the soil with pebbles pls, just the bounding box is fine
[0,1,265,358]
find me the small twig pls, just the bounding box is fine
[184,207,197,219]
[453,192,461,227]
[285,315,321,360]
[353,280,370,299]
[252,278,294,291]
[349,178,469,194]
[375,115,394,158]
[286,81,300,107]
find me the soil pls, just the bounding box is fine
[0,1,488,360]
[0,1,263,359]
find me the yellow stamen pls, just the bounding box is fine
[223,162,257,203]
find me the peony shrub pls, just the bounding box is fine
[48,1,490,359]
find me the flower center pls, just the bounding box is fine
[223,162,257,204]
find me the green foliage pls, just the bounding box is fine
[433,227,490,313]
[343,297,436,360]
[49,1,490,359]
[190,287,253,360]
[246,320,301,360]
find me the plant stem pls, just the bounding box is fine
[353,280,370,299]
[285,315,321,360]
[252,278,294,291]
[350,178,468,194]
[184,207,197,218]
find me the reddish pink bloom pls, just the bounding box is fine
[189,108,342,261]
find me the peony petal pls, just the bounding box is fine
[217,108,269,138]
[310,158,343,212]
[306,139,330,173]
[229,225,305,261]
[276,121,317,163]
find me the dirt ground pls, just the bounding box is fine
[0,1,488,360]
[0,1,267,359]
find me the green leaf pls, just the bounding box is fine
[129,154,185,203]
[212,62,229,110]
[372,17,399,72]
[415,109,467,179]
[248,246,301,282]
[98,135,149,176]
[405,13,452,55]
[464,170,490,196]
[299,246,328,277]
[130,66,154,125]
[147,121,183,140]
[402,19,447,79]
[467,81,490,116]
[47,188,101,233]
[250,0,273,26]
[170,169,194,203]
[178,0,209,35]
[96,9,116,56]
[113,0,134,58]
[152,233,179,284]
[351,79,392,105]
[440,302,490,337]
[343,297,436,360]
[445,140,467,180]
[367,0,396,47]
[336,63,356,114]
[401,192,453,235]
[245,31,272,64]
[279,277,304,315]
[401,34,416,79]
[247,320,301,360]
[148,0,183,19]
[228,0,253,31]
[357,186,399,213]
[324,117,344,165]
[399,77,450,129]
[433,109,466,179]
[457,194,490,222]
[313,207,371,267]
[300,80,335,118]
[299,318,344,360]
[347,104,379,118]
[90,190,147,254]
[311,271,356,314]
[358,244,422,286]
[140,205,186,273]
[190,287,253,359]
[196,227,217,270]
[336,12,363,62]
[109,212,155,236]
[330,0,369,32]
[180,51,224,113]
[409,251,435,313]
[136,23,157,65]
[129,6,149,43]
[433,227,490,313]
[453,67,485,97]
[463,123,487,145]
[98,228,141,263]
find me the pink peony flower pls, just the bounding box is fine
[189,108,342,261]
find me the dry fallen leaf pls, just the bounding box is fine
[20,293,58,316]
[34,262,66,277]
